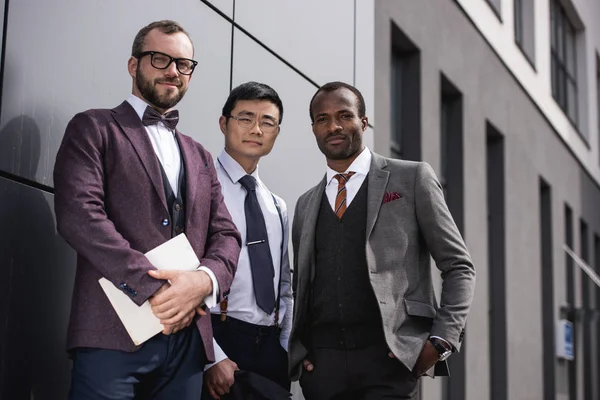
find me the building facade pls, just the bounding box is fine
[375,1,600,399]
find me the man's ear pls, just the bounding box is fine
[361,116,369,131]
[127,57,137,79]
[219,115,228,135]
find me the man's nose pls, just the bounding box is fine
[163,61,179,77]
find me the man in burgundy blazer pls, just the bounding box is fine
[53,20,240,399]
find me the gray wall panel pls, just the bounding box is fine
[0,177,76,399]
[234,0,354,87]
[0,0,231,187]
[203,0,233,19]
[231,27,326,221]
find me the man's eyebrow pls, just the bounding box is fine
[261,114,277,122]
[235,110,256,117]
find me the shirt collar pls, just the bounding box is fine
[326,147,372,185]
[126,94,150,122]
[217,148,261,185]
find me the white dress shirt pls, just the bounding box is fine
[325,147,372,208]
[207,149,292,368]
[126,94,218,307]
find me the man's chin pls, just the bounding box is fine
[324,150,352,160]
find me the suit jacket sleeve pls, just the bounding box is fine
[278,200,293,350]
[414,162,475,350]
[196,149,241,303]
[53,112,163,305]
[291,199,303,300]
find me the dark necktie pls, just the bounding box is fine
[142,106,179,130]
[334,172,355,218]
[239,175,276,314]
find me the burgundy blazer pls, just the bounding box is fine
[53,101,241,361]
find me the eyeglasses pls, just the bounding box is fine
[136,51,198,75]
[227,115,279,133]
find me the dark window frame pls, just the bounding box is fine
[486,0,503,20]
[514,0,524,47]
[550,0,580,129]
[514,0,536,68]
[597,55,600,165]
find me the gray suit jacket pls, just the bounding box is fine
[288,152,475,380]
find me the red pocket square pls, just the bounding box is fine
[383,191,402,204]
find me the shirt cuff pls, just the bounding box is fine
[430,335,453,351]
[197,266,219,308]
[204,338,228,371]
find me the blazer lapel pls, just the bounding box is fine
[298,176,327,285]
[366,152,389,240]
[176,132,202,223]
[112,101,168,212]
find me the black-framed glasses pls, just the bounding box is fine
[136,51,198,75]
[227,115,279,134]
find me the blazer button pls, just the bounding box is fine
[162,219,169,226]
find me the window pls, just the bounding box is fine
[391,52,403,159]
[514,0,523,45]
[597,56,600,163]
[486,0,502,19]
[579,220,592,400]
[441,74,465,400]
[487,123,507,400]
[390,22,421,161]
[564,204,577,400]
[440,74,464,205]
[514,0,535,65]
[539,179,555,400]
[551,0,579,126]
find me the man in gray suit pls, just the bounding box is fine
[289,82,475,399]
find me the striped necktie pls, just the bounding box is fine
[333,172,355,219]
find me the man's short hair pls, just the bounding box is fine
[309,81,366,123]
[131,20,193,57]
[222,82,284,124]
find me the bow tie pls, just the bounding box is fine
[142,106,179,130]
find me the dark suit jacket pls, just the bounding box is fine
[289,152,475,380]
[53,101,241,361]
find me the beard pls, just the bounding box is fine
[317,132,363,160]
[135,66,187,110]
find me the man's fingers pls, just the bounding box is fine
[148,283,170,306]
[160,310,188,326]
[162,324,175,335]
[215,384,227,396]
[303,359,314,372]
[148,269,179,281]
[149,289,177,308]
[208,385,220,400]
[172,312,195,332]
[152,304,180,320]
[195,305,208,316]
[388,352,396,359]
